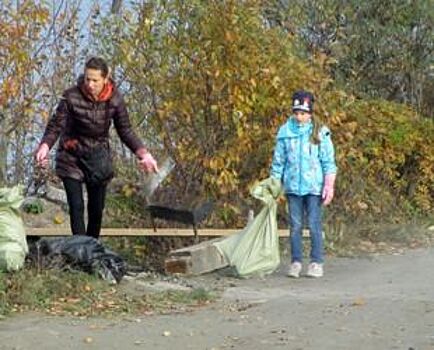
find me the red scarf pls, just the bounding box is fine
[97,81,114,101]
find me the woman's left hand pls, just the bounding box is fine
[136,148,158,173]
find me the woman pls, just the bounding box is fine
[35,57,157,238]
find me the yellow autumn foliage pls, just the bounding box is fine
[104,0,433,226]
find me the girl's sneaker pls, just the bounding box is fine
[306,262,323,278]
[288,261,302,278]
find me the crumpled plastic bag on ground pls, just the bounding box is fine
[214,177,283,278]
[0,186,28,272]
[29,235,127,284]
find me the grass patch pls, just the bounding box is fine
[138,287,214,314]
[0,267,215,318]
[0,268,112,317]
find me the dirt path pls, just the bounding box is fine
[2,248,434,350]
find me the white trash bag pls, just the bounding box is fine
[0,186,28,271]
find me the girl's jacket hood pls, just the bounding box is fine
[270,116,337,196]
[276,117,314,139]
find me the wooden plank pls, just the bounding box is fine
[26,227,284,236]
[26,227,319,237]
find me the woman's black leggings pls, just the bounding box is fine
[62,177,107,239]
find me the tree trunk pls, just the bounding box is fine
[0,126,6,186]
[111,0,123,14]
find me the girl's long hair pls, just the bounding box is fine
[310,115,323,145]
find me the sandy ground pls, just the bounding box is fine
[1,247,434,350]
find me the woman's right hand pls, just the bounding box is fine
[35,143,50,167]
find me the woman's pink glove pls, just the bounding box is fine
[322,173,336,206]
[136,148,159,173]
[34,143,50,168]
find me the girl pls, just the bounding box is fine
[270,91,337,278]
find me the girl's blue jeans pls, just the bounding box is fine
[287,194,323,264]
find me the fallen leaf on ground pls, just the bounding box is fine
[83,336,93,343]
[352,297,366,306]
[53,213,65,224]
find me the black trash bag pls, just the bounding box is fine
[29,236,127,284]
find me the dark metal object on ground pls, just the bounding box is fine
[147,200,213,242]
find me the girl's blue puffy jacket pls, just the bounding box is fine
[270,117,337,196]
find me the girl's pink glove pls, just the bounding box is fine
[322,173,336,206]
[35,143,50,168]
[136,148,159,173]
